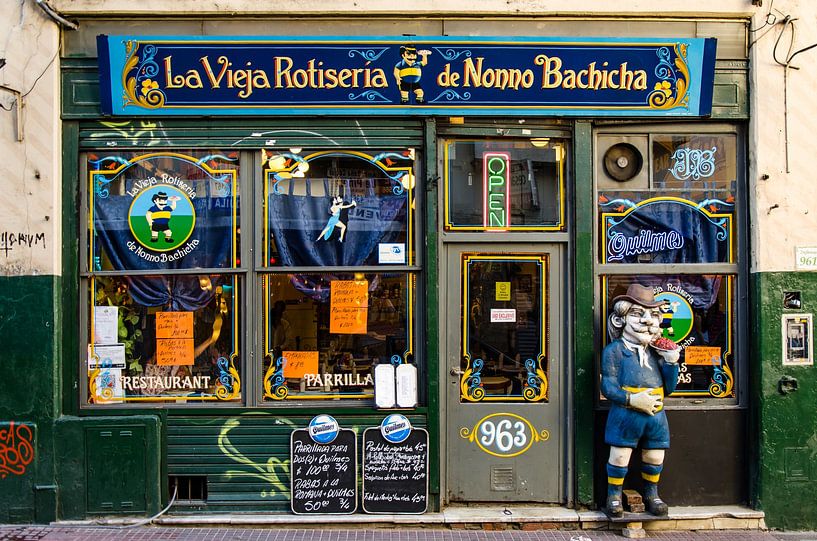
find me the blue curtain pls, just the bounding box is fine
[269,178,407,267]
[124,275,222,311]
[605,200,731,264]
[93,194,234,271]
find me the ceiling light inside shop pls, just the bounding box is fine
[530,138,550,148]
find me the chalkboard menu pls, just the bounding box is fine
[362,427,429,514]
[290,429,357,514]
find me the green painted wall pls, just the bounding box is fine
[0,276,59,523]
[753,271,817,529]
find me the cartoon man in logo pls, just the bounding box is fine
[659,300,681,336]
[601,284,680,517]
[394,44,431,104]
[145,191,178,243]
[316,196,357,243]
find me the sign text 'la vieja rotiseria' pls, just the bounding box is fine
[98,36,716,117]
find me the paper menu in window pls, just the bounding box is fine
[330,280,369,334]
[282,351,319,379]
[93,367,124,403]
[156,311,194,339]
[87,344,127,369]
[156,338,195,366]
[93,306,119,344]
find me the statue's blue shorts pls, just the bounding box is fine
[605,405,670,449]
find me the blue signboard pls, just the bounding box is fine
[97,35,716,117]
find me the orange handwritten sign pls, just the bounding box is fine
[330,280,369,334]
[282,351,319,379]
[156,312,194,339]
[156,338,194,366]
[684,346,722,366]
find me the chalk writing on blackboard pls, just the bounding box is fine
[290,428,357,514]
[362,427,428,514]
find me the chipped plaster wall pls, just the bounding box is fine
[0,1,60,277]
[749,0,817,272]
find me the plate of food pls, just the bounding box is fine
[650,337,679,352]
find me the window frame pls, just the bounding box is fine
[79,149,252,408]
[593,123,748,408]
[254,147,424,405]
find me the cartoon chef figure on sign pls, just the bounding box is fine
[601,284,680,517]
[394,44,431,104]
[146,191,179,243]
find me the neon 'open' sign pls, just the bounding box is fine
[483,152,510,230]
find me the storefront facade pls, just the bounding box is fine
[1,0,816,530]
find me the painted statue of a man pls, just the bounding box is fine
[601,284,680,517]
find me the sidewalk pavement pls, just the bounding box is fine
[0,526,814,541]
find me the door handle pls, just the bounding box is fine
[450,367,464,376]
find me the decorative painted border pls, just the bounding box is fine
[459,254,549,403]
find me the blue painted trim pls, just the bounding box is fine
[96,35,113,116]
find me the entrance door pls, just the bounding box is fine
[444,244,563,502]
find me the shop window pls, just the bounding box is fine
[596,129,742,403]
[261,149,418,402]
[444,139,567,231]
[84,151,241,405]
[261,273,413,401]
[601,274,736,399]
[599,134,736,265]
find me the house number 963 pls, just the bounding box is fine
[461,413,549,458]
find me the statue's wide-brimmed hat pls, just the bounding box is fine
[612,284,667,308]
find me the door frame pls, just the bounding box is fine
[434,128,574,505]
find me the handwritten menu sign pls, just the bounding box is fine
[290,429,357,514]
[156,312,194,338]
[283,351,319,378]
[330,280,368,334]
[362,428,429,514]
[156,338,194,365]
[156,311,195,365]
[684,346,722,366]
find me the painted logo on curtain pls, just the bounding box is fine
[128,185,197,252]
[91,152,238,271]
[654,290,694,344]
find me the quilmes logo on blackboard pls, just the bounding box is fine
[308,414,340,444]
[380,414,412,444]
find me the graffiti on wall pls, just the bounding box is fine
[0,232,47,258]
[217,416,292,497]
[0,422,34,478]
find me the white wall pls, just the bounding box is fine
[749,0,817,272]
[0,0,60,276]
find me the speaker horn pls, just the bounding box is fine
[603,142,644,182]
